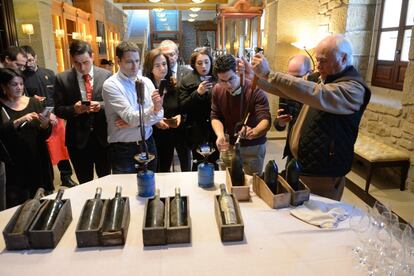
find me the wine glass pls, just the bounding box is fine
[349,206,371,267]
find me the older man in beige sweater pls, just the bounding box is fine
[249,34,371,200]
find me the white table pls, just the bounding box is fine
[0,172,363,276]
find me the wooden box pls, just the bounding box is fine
[225,167,250,202]
[28,199,72,249]
[142,197,168,246]
[214,194,244,242]
[99,197,130,246]
[279,177,310,206]
[166,196,191,244]
[2,200,47,250]
[252,174,291,209]
[75,199,109,248]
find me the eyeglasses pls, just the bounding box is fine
[218,75,237,84]
[15,62,26,70]
[164,51,177,58]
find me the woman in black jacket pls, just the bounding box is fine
[178,48,218,170]
[143,49,191,172]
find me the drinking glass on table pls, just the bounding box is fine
[349,206,371,268]
[216,134,230,170]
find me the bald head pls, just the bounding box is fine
[315,34,353,80]
[287,54,312,77]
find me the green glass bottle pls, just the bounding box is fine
[12,188,45,233]
[230,143,244,186]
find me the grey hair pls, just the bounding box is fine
[334,34,353,66]
[159,40,178,53]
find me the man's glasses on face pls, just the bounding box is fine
[15,62,26,70]
[165,51,177,58]
[218,75,237,84]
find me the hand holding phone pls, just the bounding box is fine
[41,106,54,117]
[158,79,167,97]
[81,100,91,106]
[279,103,290,116]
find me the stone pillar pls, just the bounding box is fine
[13,0,57,72]
[262,0,321,128]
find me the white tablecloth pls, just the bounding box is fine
[0,172,363,276]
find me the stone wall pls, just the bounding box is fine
[263,0,320,124]
[13,0,57,71]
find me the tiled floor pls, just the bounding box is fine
[53,136,414,225]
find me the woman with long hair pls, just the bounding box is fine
[0,68,53,208]
[143,48,191,172]
[178,48,218,170]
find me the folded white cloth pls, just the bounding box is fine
[290,199,350,228]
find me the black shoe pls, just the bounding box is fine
[60,175,78,188]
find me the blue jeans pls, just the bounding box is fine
[110,136,157,174]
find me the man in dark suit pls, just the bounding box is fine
[22,45,77,188]
[54,40,111,184]
[159,40,191,83]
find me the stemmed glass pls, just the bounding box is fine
[349,206,371,268]
[197,142,216,163]
[396,224,414,275]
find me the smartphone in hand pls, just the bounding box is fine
[41,106,54,116]
[279,103,290,116]
[158,79,167,97]
[81,100,91,106]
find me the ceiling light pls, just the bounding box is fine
[189,13,198,18]
[192,0,205,3]
[149,0,161,3]
[188,18,195,22]
[190,7,201,12]
[153,8,164,12]
[157,13,166,17]
[159,18,167,22]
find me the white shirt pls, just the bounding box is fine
[76,68,94,101]
[102,71,164,143]
[171,63,178,79]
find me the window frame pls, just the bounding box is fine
[371,0,413,90]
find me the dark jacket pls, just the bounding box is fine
[53,66,111,150]
[298,66,371,177]
[24,67,56,107]
[178,71,215,147]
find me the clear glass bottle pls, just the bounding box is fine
[79,187,104,230]
[148,189,164,227]
[219,184,237,225]
[230,143,244,186]
[103,186,124,232]
[12,188,45,233]
[170,187,186,227]
[41,188,65,230]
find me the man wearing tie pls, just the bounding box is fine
[54,40,112,184]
